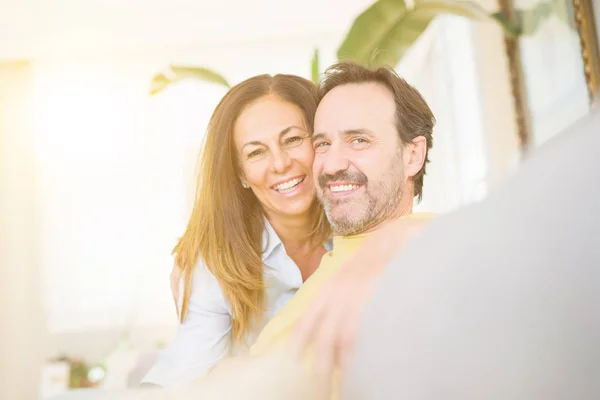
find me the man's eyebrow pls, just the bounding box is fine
[312,132,328,142]
[342,128,374,137]
[241,125,307,150]
[312,129,374,142]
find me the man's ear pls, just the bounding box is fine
[405,136,427,178]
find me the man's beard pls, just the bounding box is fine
[317,151,405,236]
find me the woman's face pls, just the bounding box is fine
[234,95,316,219]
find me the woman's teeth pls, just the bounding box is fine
[275,177,304,193]
[330,184,360,193]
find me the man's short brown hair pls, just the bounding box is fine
[318,61,435,200]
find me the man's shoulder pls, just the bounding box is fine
[406,212,437,220]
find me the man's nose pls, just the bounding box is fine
[321,145,350,176]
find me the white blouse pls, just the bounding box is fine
[142,220,332,388]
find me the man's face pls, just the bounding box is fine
[312,82,410,235]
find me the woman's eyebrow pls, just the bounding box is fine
[242,125,308,149]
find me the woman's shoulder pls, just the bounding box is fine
[183,256,230,313]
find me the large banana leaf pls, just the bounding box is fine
[150,65,230,95]
[337,0,518,68]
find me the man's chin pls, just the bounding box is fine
[328,216,368,236]
[328,203,366,218]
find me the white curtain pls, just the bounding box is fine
[401,16,488,213]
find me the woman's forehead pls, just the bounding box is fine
[234,99,308,146]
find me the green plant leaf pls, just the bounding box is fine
[150,65,230,95]
[337,0,409,66]
[311,48,320,84]
[364,6,435,67]
[516,0,575,36]
[490,11,521,37]
[337,0,516,68]
[412,0,492,19]
[149,73,172,95]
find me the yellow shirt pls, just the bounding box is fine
[249,212,436,398]
[251,232,368,355]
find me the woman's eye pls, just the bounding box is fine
[247,149,264,159]
[284,136,302,145]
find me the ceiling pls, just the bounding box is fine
[0,0,372,60]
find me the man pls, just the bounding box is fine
[247,61,436,397]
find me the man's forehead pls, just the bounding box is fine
[319,81,393,106]
[315,82,396,133]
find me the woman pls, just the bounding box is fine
[142,73,331,388]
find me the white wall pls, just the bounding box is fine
[0,61,46,400]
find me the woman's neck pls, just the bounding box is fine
[265,211,316,254]
[265,209,327,282]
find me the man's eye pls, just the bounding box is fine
[313,141,330,152]
[350,137,370,148]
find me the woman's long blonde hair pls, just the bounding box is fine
[173,74,331,344]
